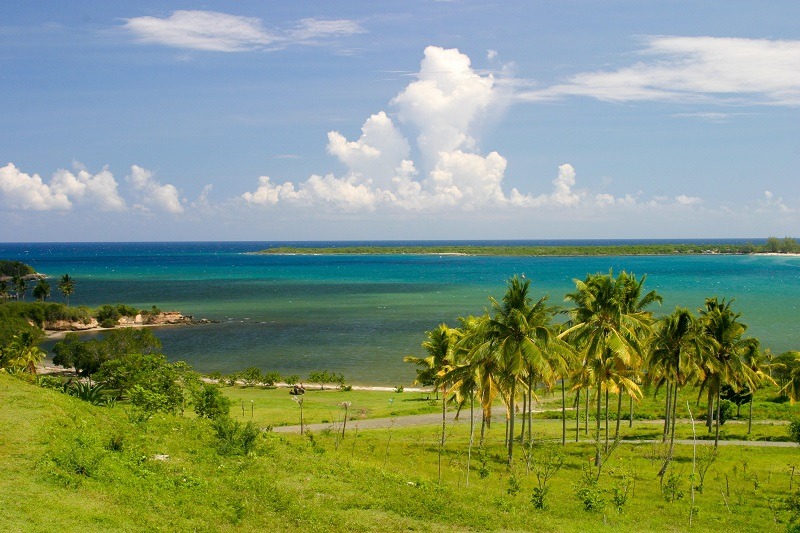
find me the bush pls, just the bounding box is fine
[192,383,231,419]
[212,417,260,456]
[789,420,800,445]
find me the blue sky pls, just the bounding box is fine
[1,1,799,241]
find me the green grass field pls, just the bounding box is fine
[2,372,799,532]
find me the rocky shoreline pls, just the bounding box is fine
[44,311,216,338]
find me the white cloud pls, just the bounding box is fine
[123,10,364,52]
[392,46,496,161]
[50,166,126,211]
[242,46,708,215]
[288,18,366,42]
[326,111,410,190]
[675,194,702,206]
[0,163,71,211]
[759,190,792,213]
[519,36,800,106]
[127,165,184,214]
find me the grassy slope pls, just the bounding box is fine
[2,372,798,532]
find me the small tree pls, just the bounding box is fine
[32,279,50,301]
[58,274,75,306]
[192,383,231,419]
[241,367,263,388]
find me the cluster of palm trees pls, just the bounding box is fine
[0,273,75,304]
[405,271,785,472]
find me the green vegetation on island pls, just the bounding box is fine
[258,236,800,257]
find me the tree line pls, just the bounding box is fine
[404,271,799,479]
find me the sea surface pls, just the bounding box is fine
[2,240,798,386]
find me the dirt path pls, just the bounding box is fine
[272,411,798,448]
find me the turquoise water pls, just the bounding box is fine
[2,241,798,385]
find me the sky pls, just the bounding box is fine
[1,1,799,242]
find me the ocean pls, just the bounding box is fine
[2,240,798,386]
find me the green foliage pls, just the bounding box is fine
[241,366,263,387]
[284,374,299,386]
[192,383,231,419]
[789,420,800,445]
[0,260,35,277]
[261,241,787,256]
[261,371,282,387]
[212,417,260,456]
[96,351,184,413]
[66,381,113,406]
[712,399,735,425]
[307,369,345,390]
[574,466,605,512]
[661,468,685,502]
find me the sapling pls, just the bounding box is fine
[530,445,564,510]
[340,401,351,439]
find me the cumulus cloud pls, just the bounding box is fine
[0,163,71,211]
[123,10,364,52]
[127,165,184,214]
[241,46,705,215]
[50,166,126,211]
[519,36,800,106]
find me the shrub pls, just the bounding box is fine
[574,466,605,512]
[192,383,231,419]
[213,417,260,456]
[789,420,800,445]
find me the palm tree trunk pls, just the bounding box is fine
[585,387,589,435]
[527,371,534,444]
[663,381,672,442]
[614,386,623,441]
[575,389,581,442]
[714,388,721,448]
[508,380,516,465]
[467,387,475,486]
[439,389,446,484]
[706,388,714,432]
[629,394,634,428]
[595,385,602,469]
[604,389,609,453]
[748,399,753,435]
[561,377,567,446]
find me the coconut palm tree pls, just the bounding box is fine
[12,275,27,301]
[5,330,46,374]
[740,344,776,433]
[33,279,51,301]
[698,297,759,448]
[562,270,660,473]
[648,307,704,476]
[58,274,76,307]
[781,353,800,402]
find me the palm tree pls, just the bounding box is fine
[741,344,775,433]
[648,307,704,476]
[404,323,456,399]
[12,275,27,301]
[781,353,800,402]
[33,279,51,301]
[5,331,46,374]
[698,297,759,448]
[58,274,76,307]
[562,270,660,473]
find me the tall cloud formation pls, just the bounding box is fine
[243,46,596,212]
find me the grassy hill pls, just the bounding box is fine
[2,372,799,532]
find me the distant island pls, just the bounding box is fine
[258,237,799,257]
